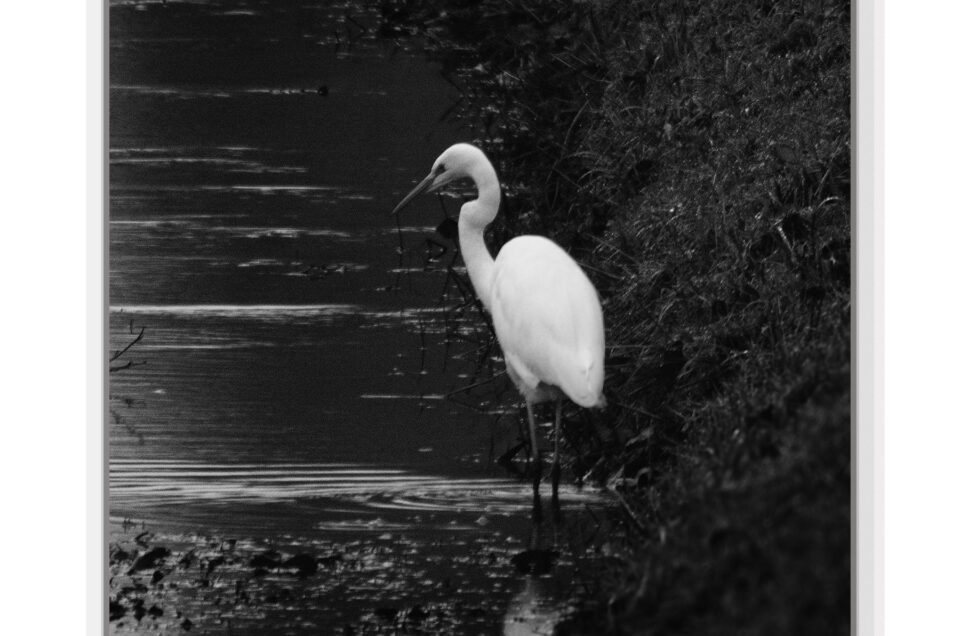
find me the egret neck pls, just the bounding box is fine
[456,160,500,309]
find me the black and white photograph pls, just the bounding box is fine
[105,1,852,633]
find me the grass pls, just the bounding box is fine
[382,0,850,633]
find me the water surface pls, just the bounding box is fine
[108,2,614,633]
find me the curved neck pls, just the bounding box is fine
[456,153,501,309]
[458,206,495,308]
[472,160,501,216]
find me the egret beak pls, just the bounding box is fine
[391,173,435,216]
[391,169,454,216]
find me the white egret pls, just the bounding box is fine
[392,143,605,509]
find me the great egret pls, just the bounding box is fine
[392,143,605,509]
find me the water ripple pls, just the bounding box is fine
[110,304,359,321]
[110,460,604,513]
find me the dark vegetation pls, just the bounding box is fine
[382,0,850,633]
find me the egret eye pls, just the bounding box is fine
[435,164,446,175]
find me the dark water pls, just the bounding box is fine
[109,2,614,633]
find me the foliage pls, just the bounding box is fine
[382,0,851,633]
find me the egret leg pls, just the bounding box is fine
[551,400,562,516]
[526,401,542,522]
[526,401,540,461]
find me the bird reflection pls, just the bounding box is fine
[502,577,563,635]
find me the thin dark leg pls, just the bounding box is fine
[526,401,542,522]
[551,400,562,517]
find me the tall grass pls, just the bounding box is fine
[383,0,850,632]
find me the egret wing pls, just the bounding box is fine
[489,236,604,407]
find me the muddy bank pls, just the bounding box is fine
[109,506,623,635]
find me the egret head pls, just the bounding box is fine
[391,143,499,219]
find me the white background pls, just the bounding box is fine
[0,1,955,633]
[885,2,960,635]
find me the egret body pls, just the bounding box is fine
[393,143,605,507]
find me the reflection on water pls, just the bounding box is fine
[112,304,358,321]
[503,578,564,636]
[112,459,600,511]
[108,1,614,633]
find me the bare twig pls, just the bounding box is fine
[445,370,507,399]
[613,489,644,530]
[110,360,147,373]
[608,398,666,422]
[110,326,145,363]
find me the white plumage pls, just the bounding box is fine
[490,235,605,408]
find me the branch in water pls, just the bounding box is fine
[110,322,147,373]
[110,325,145,363]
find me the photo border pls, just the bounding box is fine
[87,0,106,633]
[853,1,884,634]
[86,2,885,633]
